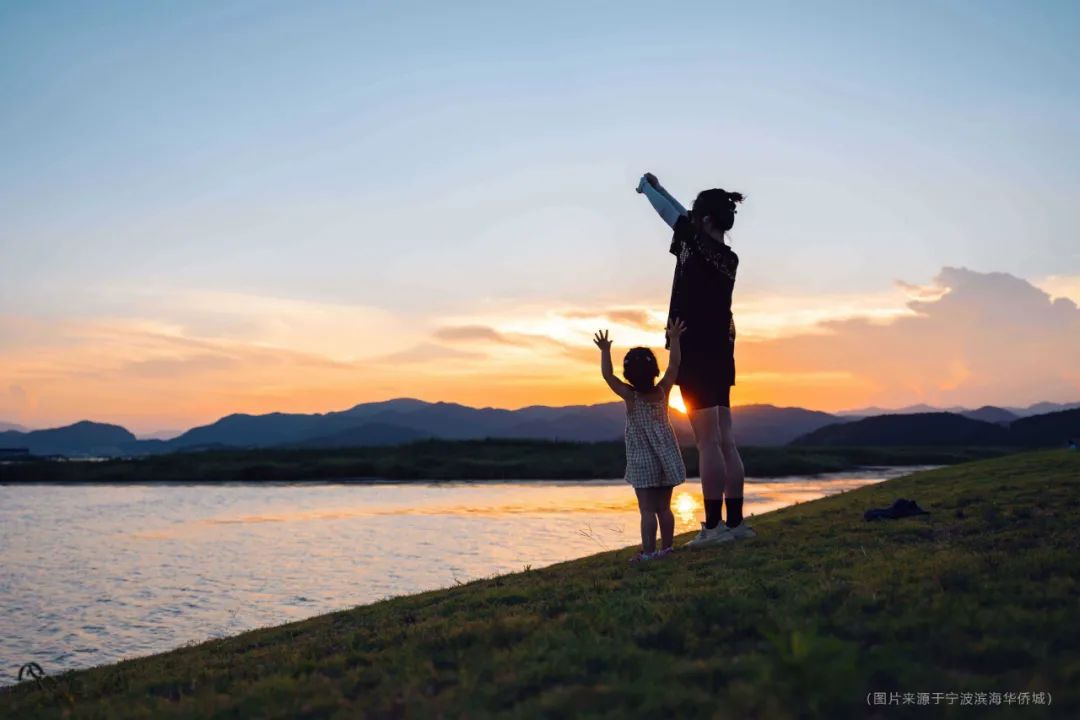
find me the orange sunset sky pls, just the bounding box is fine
[2,268,1078,434]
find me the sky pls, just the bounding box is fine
[2,1,1079,433]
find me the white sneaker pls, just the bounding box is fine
[728,523,756,540]
[686,522,734,548]
[687,522,710,546]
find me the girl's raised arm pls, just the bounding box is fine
[636,173,687,229]
[593,330,634,400]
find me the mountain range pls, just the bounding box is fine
[1,399,1077,458]
[837,401,1080,421]
[794,410,1080,447]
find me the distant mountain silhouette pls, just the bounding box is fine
[0,421,27,433]
[959,406,1019,425]
[1006,408,1080,447]
[716,405,841,446]
[793,409,1080,448]
[10,400,1078,458]
[792,413,1012,447]
[291,422,428,448]
[162,400,840,451]
[137,429,184,441]
[836,403,959,417]
[0,421,136,457]
[1009,401,1080,417]
[840,400,1080,418]
[3,401,844,456]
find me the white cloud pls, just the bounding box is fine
[740,267,1080,408]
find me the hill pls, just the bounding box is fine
[1006,408,1080,447]
[167,400,838,450]
[9,401,1077,458]
[3,451,1076,718]
[792,412,1012,447]
[0,401,846,458]
[838,400,1080,418]
[291,422,428,448]
[959,405,1018,424]
[793,409,1080,448]
[0,421,135,457]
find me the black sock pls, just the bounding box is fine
[725,497,744,528]
[704,499,724,529]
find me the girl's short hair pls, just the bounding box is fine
[623,347,660,392]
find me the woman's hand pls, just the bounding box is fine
[666,318,686,341]
[635,172,660,194]
[593,329,612,351]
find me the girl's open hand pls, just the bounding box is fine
[593,329,612,351]
[666,318,686,340]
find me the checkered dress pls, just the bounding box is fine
[624,390,686,489]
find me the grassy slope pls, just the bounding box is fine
[2,451,1076,719]
[0,440,1011,483]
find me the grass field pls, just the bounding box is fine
[2,450,1076,718]
[0,439,1012,484]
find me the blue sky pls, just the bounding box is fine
[1,1,1079,429]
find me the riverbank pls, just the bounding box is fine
[3,450,1076,718]
[0,439,1011,484]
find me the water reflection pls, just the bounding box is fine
[673,491,701,526]
[0,468,925,683]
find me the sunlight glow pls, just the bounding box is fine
[668,386,687,414]
[674,491,701,526]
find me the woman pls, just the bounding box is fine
[636,172,754,545]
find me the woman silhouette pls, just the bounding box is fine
[636,172,754,544]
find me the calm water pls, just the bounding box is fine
[0,468,925,684]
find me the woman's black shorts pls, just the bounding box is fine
[676,345,735,410]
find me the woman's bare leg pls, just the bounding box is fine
[690,406,727,527]
[717,406,747,527]
[717,407,745,499]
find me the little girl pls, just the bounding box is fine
[594,319,687,563]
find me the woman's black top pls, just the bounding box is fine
[666,215,738,383]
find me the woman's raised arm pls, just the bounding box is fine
[636,173,687,229]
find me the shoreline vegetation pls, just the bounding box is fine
[0,439,1015,484]
[2,451,1076,717]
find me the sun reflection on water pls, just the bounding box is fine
[673,491,701,526]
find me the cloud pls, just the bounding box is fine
[433,325,515,344]
[101,288,423,362]
[122,353,241,379]
[0,384,34,422]
[1035,274,1080,305]
[737,267,1080,409]
[376,343,486,364]
[560,308,658,329]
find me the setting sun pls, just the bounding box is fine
[668,387,688,414]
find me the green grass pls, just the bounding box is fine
[0,439,1012,484]
[3,451,1077,719]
